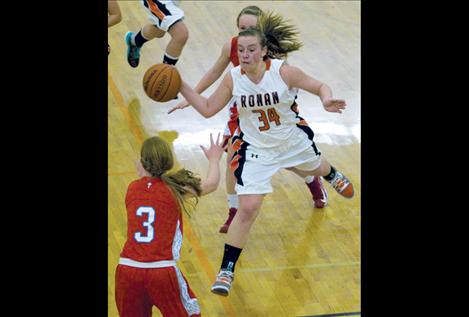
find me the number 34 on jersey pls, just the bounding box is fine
[252,108,281,131]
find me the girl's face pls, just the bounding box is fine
[237,35,267,71]
[237,14,258,32]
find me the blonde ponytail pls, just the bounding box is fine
[239,11,303,60]
[140,136,202,215]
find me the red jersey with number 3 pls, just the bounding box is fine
[120,176,183,262]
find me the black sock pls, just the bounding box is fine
[323,166,337,181]
[163,53,179,65]
[220,244,243,273]
[134,30,148,48]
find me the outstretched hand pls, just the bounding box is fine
[200,133,226,162]
[323,98,347,113]
[168,99,190,114]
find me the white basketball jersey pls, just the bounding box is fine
[231,59,300,149]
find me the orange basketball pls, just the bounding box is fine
[142,63,181,102]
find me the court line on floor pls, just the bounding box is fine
[240,261,360,273]
[109,73,238,317]
[298,312,360,317]
[108,74,145,142]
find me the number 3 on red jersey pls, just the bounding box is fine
[134,206,155,243]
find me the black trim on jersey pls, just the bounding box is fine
[296,124,321,156]
[143,0,152,14]
[143,0,173,24]
[154,0,172,16]
[290,101,321,156]
[290,101,299,115]
[232,132,249,186]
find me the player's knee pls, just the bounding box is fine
[239,203,260,221]
[171,22,189,45]
[176,29,189,46]
[147,24,165,38]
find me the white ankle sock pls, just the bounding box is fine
[130,32,137,45]
[305,176,315,184]
[227,194,239,209]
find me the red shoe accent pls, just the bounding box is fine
[306,177,328,208]
[219,208,237,233]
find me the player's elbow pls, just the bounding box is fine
[204,101,221,118]
[200,107,216,118]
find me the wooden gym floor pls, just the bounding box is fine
[108,1,360,316]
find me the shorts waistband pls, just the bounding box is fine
[119,258,176,268]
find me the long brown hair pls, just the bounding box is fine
[140,136,202,215]
[239,11,303,60]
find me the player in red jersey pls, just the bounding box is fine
[169,6,328,234]
[115,133,224,317]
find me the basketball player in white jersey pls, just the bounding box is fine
[125,0,188,68]
[168,6,329,235]
[178,11,355,297]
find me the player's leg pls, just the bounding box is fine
[212,147,275,296]
[283,125,354,199]
[286,167,328,208]
[126,0,185,67]
[220,137,239,233]
[115,265,153,317]
[164,20,189,66]
[125,24,165,67]
[149,267,201,317]
[289,117,329,207]
[290,157,354,198]
[149,0,188,66]
[211,193,264,296]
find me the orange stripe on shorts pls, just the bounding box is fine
[232,138,243,152]
[147,0,166,20]
[230,154,241,172]
[298,119,309,126]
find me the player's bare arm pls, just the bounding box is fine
[179,72,233,118]
[280,64,346,113]
[194,41,232,94]
[169,41,232,114]
[183,133,225,197]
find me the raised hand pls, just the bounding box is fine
[168,99,191,114]
[323,97,347,114]
[200,132,226,162]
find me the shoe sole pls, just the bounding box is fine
[211,288,229,296]
[314,201,326,208]
[339,183,354,198]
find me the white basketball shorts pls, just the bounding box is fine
[231,124,322,195]
[142,0,185,32]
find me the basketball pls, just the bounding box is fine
[143,63,181,102]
